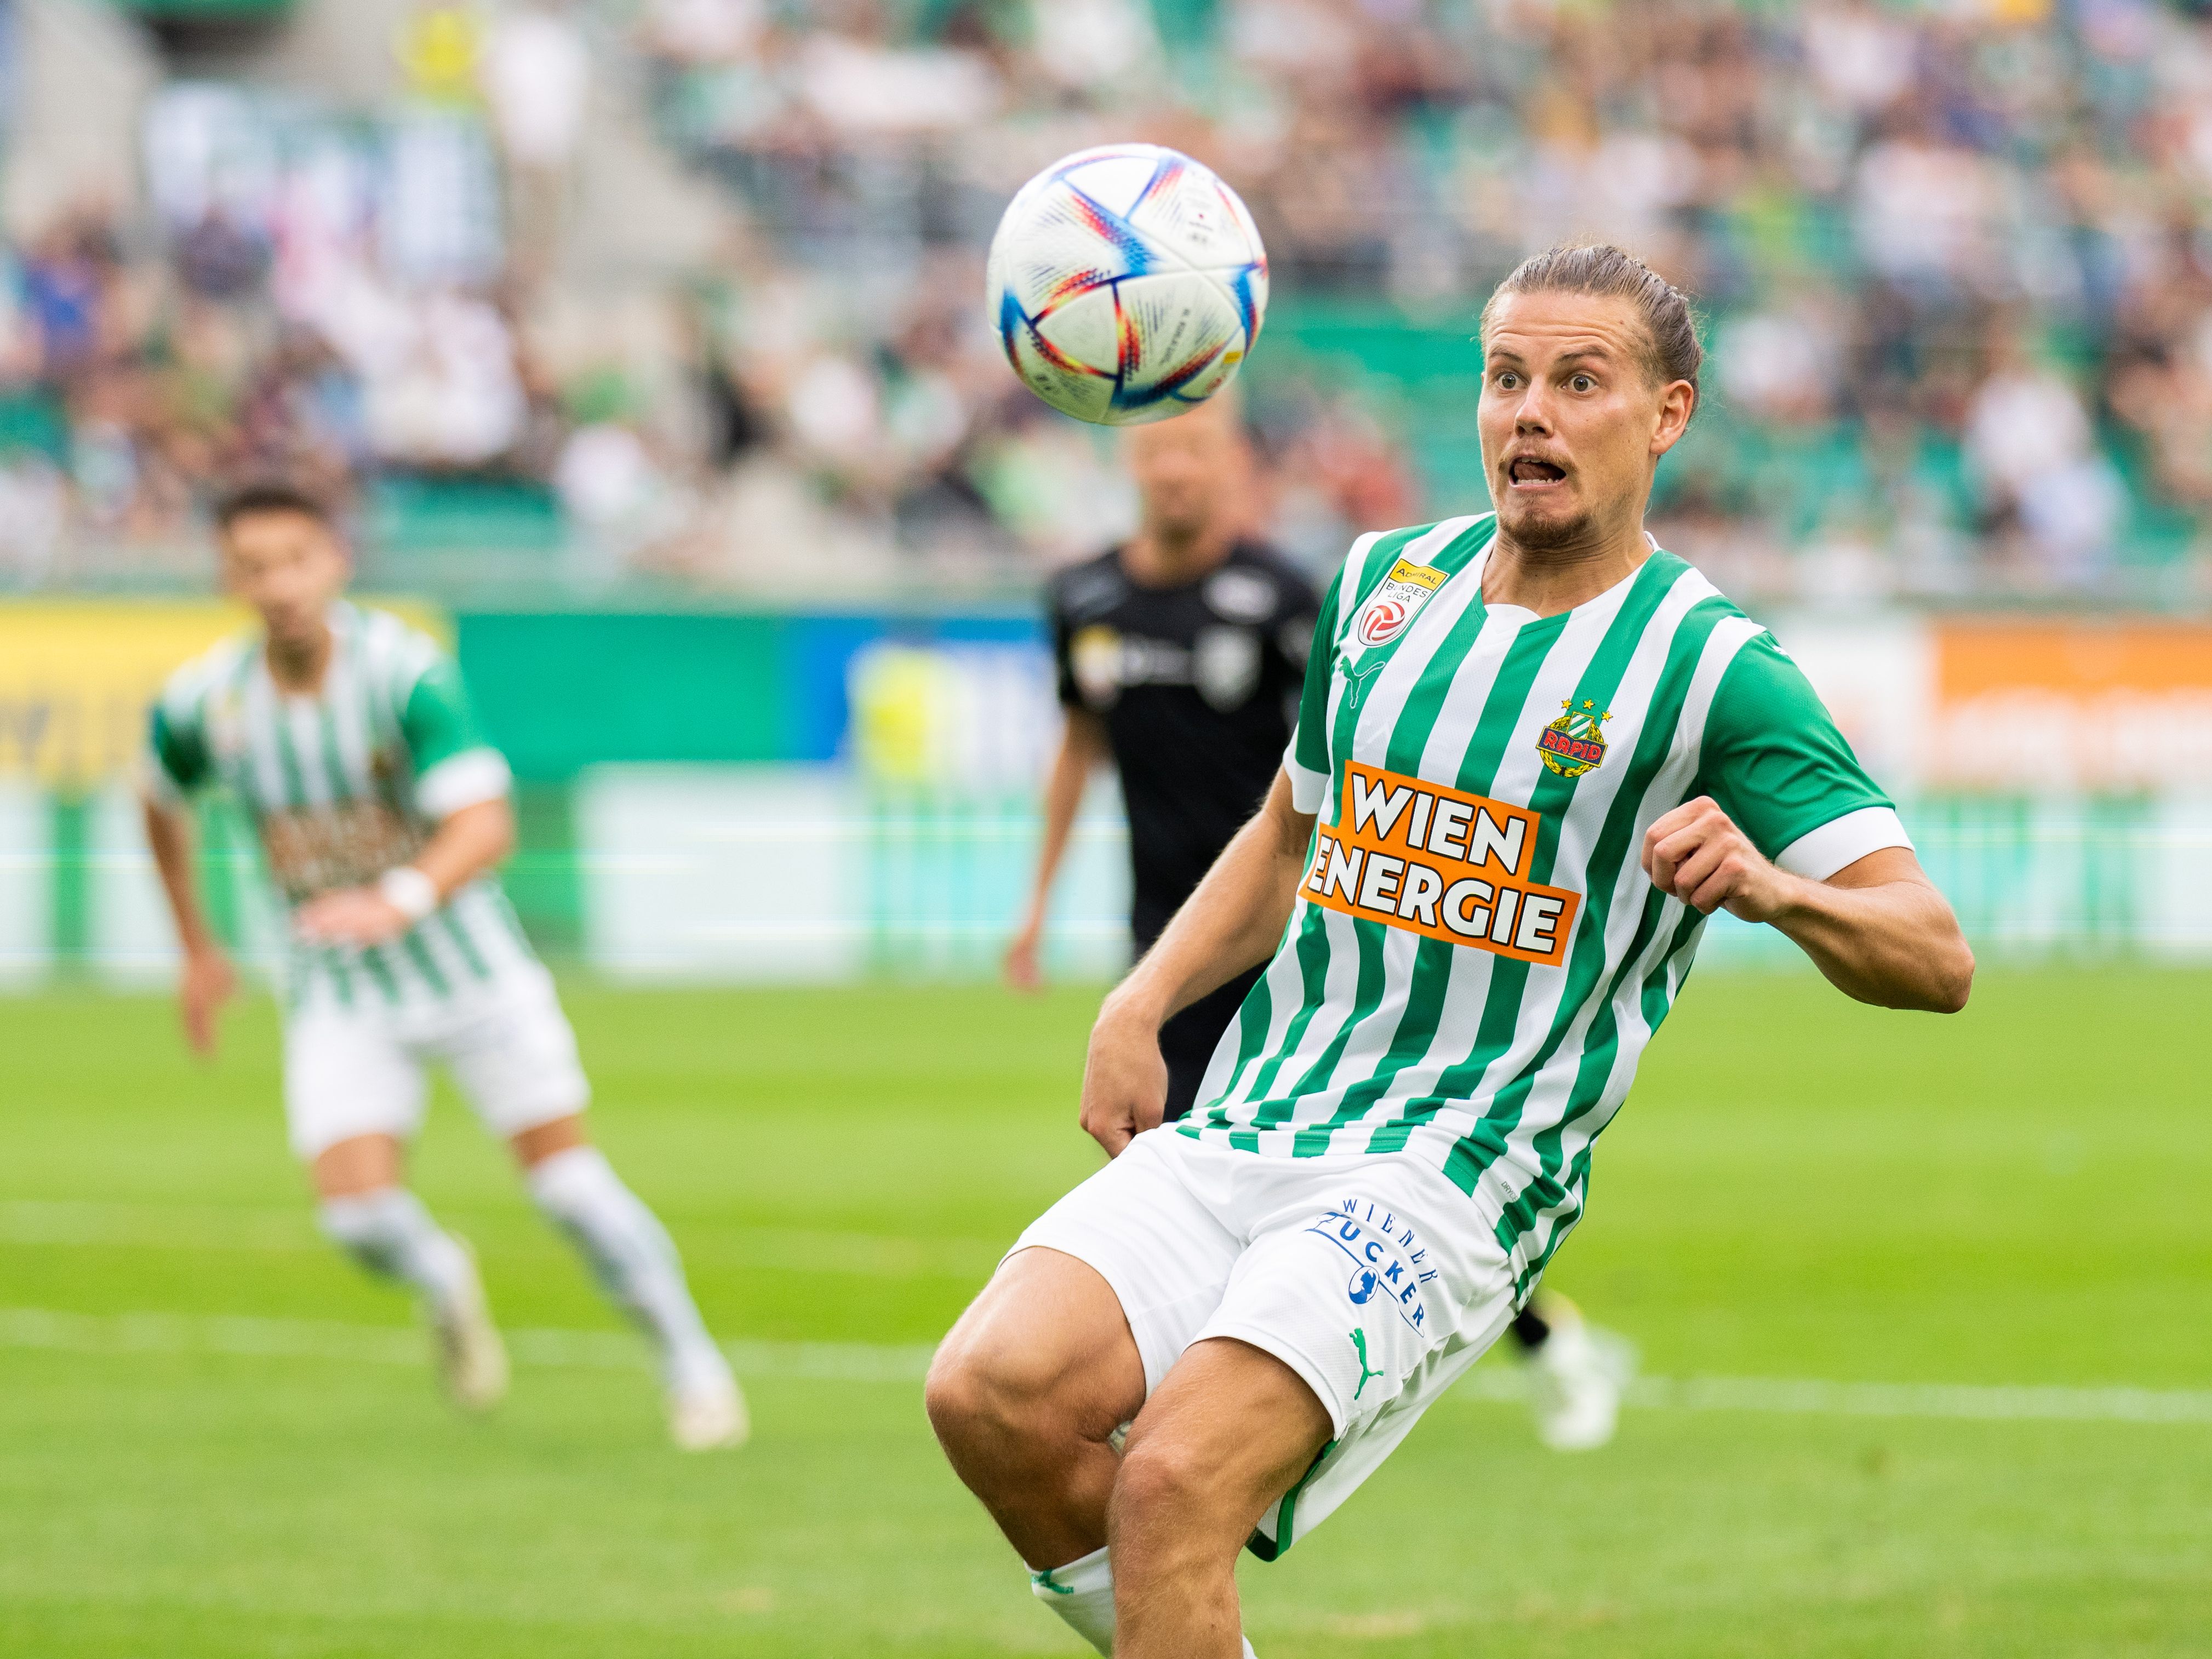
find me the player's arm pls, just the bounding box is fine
[141,791,237,1055]
[1643,634,1973,1014]
[1005,709,1108,992]
[1642,813,1971,1011]
[297,651,518,948]
[1080,770,1316,1155]
[1078,562,1342,1153]
[141,699,237,1054]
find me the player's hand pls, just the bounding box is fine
[1078,998,1169,1158]
[1640,797,1796,922]
[295,886,414,948]
[1003,922,1044,994]
[179,944,237,1057]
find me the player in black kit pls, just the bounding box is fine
[1007,394,1632,1452]
[1005,396,1315,1121]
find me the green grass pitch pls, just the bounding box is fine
[1,967,2207,1657]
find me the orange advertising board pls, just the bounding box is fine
[1929,619,2212,790]
[1938,620,2212,700]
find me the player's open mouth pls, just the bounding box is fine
[1507,457,1568,491]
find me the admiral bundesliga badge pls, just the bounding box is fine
[1353,558,1450,648]
[1537,698,1611,778]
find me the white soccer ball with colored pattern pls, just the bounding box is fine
[986,144,1268,427]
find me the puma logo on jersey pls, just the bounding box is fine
[1338,653,1389,711]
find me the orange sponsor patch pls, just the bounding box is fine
[1302,760,1581,968]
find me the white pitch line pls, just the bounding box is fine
[0,1199,1004,1279]
[0,1307,936,1383]
[1448,1364,2212,1426]
[2,1307,2208,1426]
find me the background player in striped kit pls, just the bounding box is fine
[139,482,744,1451]
[928,245,1975,1658]
[1008,393,1631,1451]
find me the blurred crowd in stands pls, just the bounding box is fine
[4,0,2212,603]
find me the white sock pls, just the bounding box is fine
[1030,1544,1114,1656]
[318,1188,473,1317]
[526,1146,727,1392]
[1027,1546,1260,1657]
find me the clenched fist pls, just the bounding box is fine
[1640,796,1796,922]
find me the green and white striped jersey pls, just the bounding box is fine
[1184,516,1911,1294]
[146,601,537,1009]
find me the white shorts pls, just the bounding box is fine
[1010,1127,1519,1558]
[282,963,590,1160]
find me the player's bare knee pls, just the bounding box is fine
[922,1342,988,1443]
[1108,1431,1231,1542]
[924,1336,1069,1457]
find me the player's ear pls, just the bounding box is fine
[1650,379,1696,459]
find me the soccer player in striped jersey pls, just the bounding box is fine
[140,482,745,1451]
[1011,391,1629,1452]
[927,245,1974,1658]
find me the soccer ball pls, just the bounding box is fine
[986,144,1268,427]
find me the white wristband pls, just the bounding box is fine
[378,866,439,924]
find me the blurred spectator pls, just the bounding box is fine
[481,4,589,170]
[1852,118,2004,300]
[1965,329,2125,585]
[1031,0,1161,95]
[481,2,591,274]
[795,29,1001,138]
[20,213,112,382]
[556,420,685,576]
[360,288,529,469]
[645,0,765,65]
[1802,1,1918,117]
[0,450,66,586]
[9,0,2212,601]
[175,207,270,303]
[1715,290,1847,427]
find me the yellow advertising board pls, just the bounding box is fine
[0,599,446,790]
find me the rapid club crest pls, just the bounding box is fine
[1537,699,1611,779]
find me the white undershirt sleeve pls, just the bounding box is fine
[1773,805,1913,882]
[1283,736,1327,815]
[415,747,513,820]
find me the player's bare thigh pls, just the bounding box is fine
[508,1112,588,1169]
[927,1246,1147,1564]
[310,1132,404,1198]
